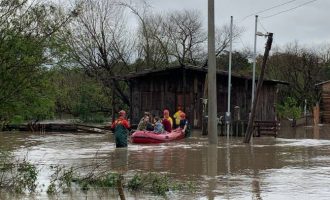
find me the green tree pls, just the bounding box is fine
[216,51,251,74]
[0,1,77,127]
[265,43,324,109]
[51,67,112,122]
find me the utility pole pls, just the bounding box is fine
[208,0,218,144]
[252,15,258,107]
[226,16,233,139]
[244,33,273,143]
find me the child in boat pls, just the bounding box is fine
[162,109,173,132]
[153,116,164,134]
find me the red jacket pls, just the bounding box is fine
[111,117,130,129]
[162,118,172,132]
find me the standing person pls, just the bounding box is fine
[179,112,190,137]
[111,110,130,148]
[162,109,173,132]
[173,106,183,128]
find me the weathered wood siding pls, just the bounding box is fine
[255,84,277,120]
[129,67,279,128]
[320,82,330,123]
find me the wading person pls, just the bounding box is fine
[179,112,190,137]
[111,110,130,148]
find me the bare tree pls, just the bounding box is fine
[65,0,134,106]
[123,2,244,68]
[164,10,206,66]
[215,24,243,57]
[139,14,171,68]
[121,1,171,70]
[199,23,244,68]
[317,43,330,64]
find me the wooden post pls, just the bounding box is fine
[129,80,133,121]
[313,103,320,125]
[202,74,208,135]
[313,103,320,139]
[183,67,187,111]
[112,78,116,123]
[244,33,273,143]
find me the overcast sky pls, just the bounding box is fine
[144,0,329,53]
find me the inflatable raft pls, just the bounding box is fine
[131,128,185,144]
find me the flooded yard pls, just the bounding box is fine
[1,126,330,199]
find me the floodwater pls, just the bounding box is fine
[1,124,330,200]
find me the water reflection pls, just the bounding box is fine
[313,125,320,139]
[1,129,330,199]
[225,138,231,200]
[207,144,218,177]
[206,144,217,200]
[226,139,230,176]
[252,178,262,200]
[278,121,330,140]
[112,148,128,171]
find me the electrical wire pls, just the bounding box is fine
[261,0,318,19]
[258,20,268,33]
[238,35,250,51]
[240,0,298,22]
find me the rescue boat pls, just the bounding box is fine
[131,128,185,143]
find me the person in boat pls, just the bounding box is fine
[179,112,190,137]
[173,106,183,128]
[139,112,150,123]
[137,115,153,131]
[111,110,130,148]
[153,116,164,134]
[162,109,173,132]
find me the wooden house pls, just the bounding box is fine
[316,80,330,123]
[125,65,287,128]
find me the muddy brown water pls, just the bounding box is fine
[1,125,330,199]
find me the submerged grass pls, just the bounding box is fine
[60,170,195,197]
[0,151,39,194]
[1,150,195,198]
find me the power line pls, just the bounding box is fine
[238,35,249,50]
[261,0,318,19]
[258,20,268,33]
[240,0,298,22]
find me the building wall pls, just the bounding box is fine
[255,84,277,121]
[322,82,330,92]
[129,68,278,128]
[320,82,330,123]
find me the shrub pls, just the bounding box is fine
[277,97,301,120]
